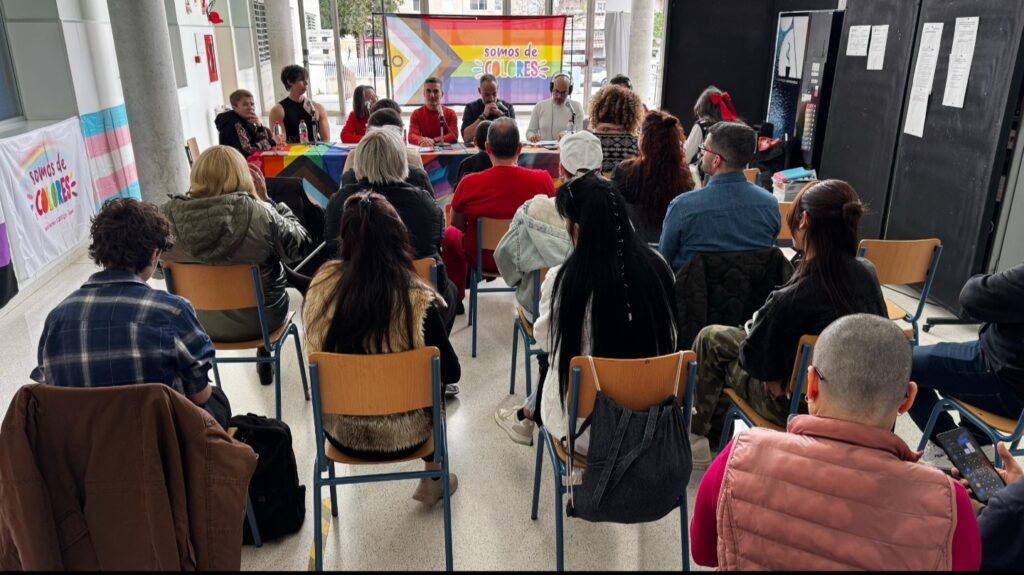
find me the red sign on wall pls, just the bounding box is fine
[204,34,218,82]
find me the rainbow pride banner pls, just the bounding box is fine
[385,15,566,106]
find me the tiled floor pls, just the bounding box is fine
[0,252,1000,571]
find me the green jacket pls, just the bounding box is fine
[161,191,311,341]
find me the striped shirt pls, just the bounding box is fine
[31,270,213,397]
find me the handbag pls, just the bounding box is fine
[565,354,692,523]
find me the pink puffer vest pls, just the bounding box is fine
[717,415,957,571]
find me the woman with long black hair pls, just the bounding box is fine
[494,172,678,452]
[688,179,887,468]
[303,191,461,504]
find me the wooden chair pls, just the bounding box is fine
[163,262,309,421]
[858,238,943,344]
[468,217,514,358]
[717,335,817,451]
[413,257,438,289]
[227,426,263,547]
[509,268,548,397]
[185,137,201,166]
[917,399,1024,468]
[777,201,794,242]
[743,167,759,184]
[308,348,453,571]
[530,351,697,571]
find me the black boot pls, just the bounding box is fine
[257,347,274,386]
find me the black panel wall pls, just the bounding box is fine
[817,0,921,239]
[660,0,839,127]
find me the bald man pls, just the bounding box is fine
[526,73,584,142]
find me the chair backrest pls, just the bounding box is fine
[413,258,438,288]
[743,167,759,183]
[565,351,696,420]
[162,261,260,311]
[444,203,453,227]
[777,201,794,241]
[309,347,440,417]
[858,238,942,286]
[478,217,513,252]
[186,137,201,166]
[787,334,818,397]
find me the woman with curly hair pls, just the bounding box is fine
[587,84,643,174]
[612,110,695,243]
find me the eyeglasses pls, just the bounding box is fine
[813,366,827,383]
[699,143,722,158]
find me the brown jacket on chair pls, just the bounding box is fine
[0,384,257,570]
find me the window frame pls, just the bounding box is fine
[0,2,25,124]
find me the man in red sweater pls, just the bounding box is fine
[442,117,555,303]
[409,76,458,147]
[690,314,981,571]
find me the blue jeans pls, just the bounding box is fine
[908,340,1024,443]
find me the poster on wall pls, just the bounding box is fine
[385,15,566,106]
[0,118,98,280]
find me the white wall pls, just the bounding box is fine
[166,0,225,150]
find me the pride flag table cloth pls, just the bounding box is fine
[254,143,561,207]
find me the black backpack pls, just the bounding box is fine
[228,413,306,544]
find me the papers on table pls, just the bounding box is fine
[942,17,979,108]
[527,140,559,146]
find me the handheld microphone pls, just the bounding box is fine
[496,101,508,115]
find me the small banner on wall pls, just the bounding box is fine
[385,15,566,106]
[0,118,97,280]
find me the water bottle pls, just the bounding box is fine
[298,120,309,144]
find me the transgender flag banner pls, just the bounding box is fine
[385,15,566,106]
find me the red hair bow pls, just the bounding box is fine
[709,91,738,121]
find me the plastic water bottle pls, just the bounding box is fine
[298,120,309,144]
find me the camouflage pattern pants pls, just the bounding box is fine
[690,324,791,438]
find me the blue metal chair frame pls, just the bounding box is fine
[858,242,943,345]
[309,352,453,571]
[717,341,814,452]
[530,356,698,571]
[164,265,310,421]
[468,218,515,358]
[509,269,543,397]
[916,399,1024,468]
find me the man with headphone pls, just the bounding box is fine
[526,73,584,142]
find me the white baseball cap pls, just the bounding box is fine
[558,131,603,176]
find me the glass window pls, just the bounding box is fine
[470,0,488,10]
[0,14,18,122]
[412,0,421,12]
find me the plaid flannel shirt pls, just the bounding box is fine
[31,270,214,397]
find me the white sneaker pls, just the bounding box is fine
[690,432,713,471]
[444,383,460,398]
[494,407,535,446]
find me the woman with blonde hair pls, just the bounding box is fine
[587,84,643,174]
[162,145,311,385]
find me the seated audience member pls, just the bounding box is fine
[216,89,276,157]
[327,128,458,336]
[268,64,330,143]
[409,77,458,147]
[959,442,1024,570]
[340,85,378,143]
[443,118,555,305]
[527,73,584,142]
[30,198,229,427]
[608,74,649,114]
[456,120,493,184]
[303,191,460,503]
[612,110,695,243]
[341,109,432,192]
[162,146,311,386]
[659,121,779,272]
[688,180,886,468]
[684,86,738,165]
[587,84,643,174]
[691,314,981,571]
[494,172,678,449]
[462,74,516,143]
[910,262,1024,448]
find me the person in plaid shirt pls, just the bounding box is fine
[30,198,229,426]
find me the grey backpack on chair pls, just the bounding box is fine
[566,356,692,524]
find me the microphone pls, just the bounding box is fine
[496,101,508,116]
[437,106,448,146]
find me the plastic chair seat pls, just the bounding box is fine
[212,312,295,351]
[552,436,588,469]
[516,305,535,339]
[722,388,784,432]
[324,436,435,466]
[885,299,907,322]
[952,399,1019,434]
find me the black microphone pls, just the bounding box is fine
[496,101,508,116]
[437,106,448,146]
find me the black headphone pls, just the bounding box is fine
[549,73,573,96]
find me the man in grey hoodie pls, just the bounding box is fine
[493,130,603,445]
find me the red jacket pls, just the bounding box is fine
[0,384,256,570]
[340,111,369,143]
